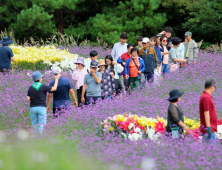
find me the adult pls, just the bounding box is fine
[160,36,169,74]
[117,43,134,93]
[85,50,99,71]
[184,32,199,64]
[81,61,102,105]
[105,55,123,79]
[125,48,145,91]
[0,37,15,73]
[159,27,173,51]
[136,36,143,50]
[165,89,190,136]
[27,71,61,134]
[111,70,123,96]
[178,39,186,68]
[168,37,187,73]
[72,57,88,107]
[47,67,78,118]
[111,33,128,61]
[139,37,159,82]
[199,79,217,142]
[98,59,115,100]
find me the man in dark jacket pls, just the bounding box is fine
[139,37,159,83]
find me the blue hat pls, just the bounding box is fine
[90,61,98,68]
[32,71,44,81]
[167,89,184,100]
[0,37,13,45]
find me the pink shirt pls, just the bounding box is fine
[72,68,88,89]
[162,46,169,64]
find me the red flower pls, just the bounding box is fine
[218,119,222,125]
[154,121,165,134]
[120,121,130,132]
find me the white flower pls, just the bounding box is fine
[0,131,6,143]
[128,133,143,141]
[147,128,156,140]
[17,129,29,141]
[141,158,156,170]
[120,132,127,139]
[128,123,135,130]
[134,127,141,133]
[153,132,162,141]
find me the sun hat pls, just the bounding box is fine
[184,32,192,36]
[52,66,62,74]
[90,61,98,68]
[98,59,106,66]
[74,57,85,66]
[32,71,44,81]
[167,89,184,101]
[142,37,150,43]
[0,37,13,45]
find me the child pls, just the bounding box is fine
[111,70,123,96]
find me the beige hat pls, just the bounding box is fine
[98,59,106,66]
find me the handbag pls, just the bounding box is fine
[131,58,146,84]
[169,49,179,72]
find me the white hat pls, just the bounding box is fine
[52,66,62,74]
[142,37,150,43]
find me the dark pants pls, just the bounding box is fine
[77,86,86,107]
[86,96,102,105]
[0,68,11,74]
[144,72,154,83]
[53,107,68,118]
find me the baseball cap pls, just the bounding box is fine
[32,71,44,81]
[90,61,98,68]
[142,37,150,43]
[52,66,62,74]
[184,32,192,36]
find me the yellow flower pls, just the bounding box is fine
[109,127,114,132]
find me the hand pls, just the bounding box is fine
[138,70,141,74]
[81,96,85,104]
[47,106,50,113]
[74,100,78,107]
[122,62,126,66]
[168,43,172,48]
[120,93,123,98]
[113,92,116,96]
[183,59,188,63]
[112,61,117,65]
[184,126,191,134]
[90,69,95,75]
[54,73,61,80]
[125,75,129,79]
[160,31,166,35]
[193,61,196,64]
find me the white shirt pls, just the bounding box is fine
[111,42,128,61]
[178,43,185,59]
[107,64,123,79]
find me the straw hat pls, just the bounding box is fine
[98,59,106,66]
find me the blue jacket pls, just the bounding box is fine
[154,46,163,68]
[125,57,145,80]
[117,57,124,75]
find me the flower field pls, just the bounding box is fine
[1,46,222,169]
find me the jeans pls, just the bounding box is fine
[162,64,169,74]
[86,96,102,105]
[205,133,216,143]
[144,72,154,83]
[53,107,68,118]
[30,107,47,134]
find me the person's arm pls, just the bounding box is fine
[11,57,15,62]
[27,96,31,102]
[91,70,101,84]
[111,44,116,59]
[178,121,190,132]
[50,74,61,91]
[204,111,211,127]
[172,58,187,62]
[193,41,199,63]
[124,60,129,79]
[114,62,124,73]
[69,89,78,107]
[154,51,160,71]
[81,83,87,103]
[162,51,169,55]
[47,93,53,112]
[117,56,124,65]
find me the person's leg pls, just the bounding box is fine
[119,75,126,93]
[134,78,140,90]
[146,72,154,83]
[85,96,91,105]
[53,108,62,118]
[30,107,38,134]
[92,96,102,104]
[129,77,135,92]
[37,107,47,134]
[77,88,82,107]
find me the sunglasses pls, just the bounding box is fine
[142,42,147,44]
[162,40,167,42]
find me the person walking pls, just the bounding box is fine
[98,59,115,100]
[111,70,123,96]
[125,47,145,91]
[179,39,186,68]
[105,55,123,80]
[160,36,169,75]
[199,79,217,142]
[47,67,78,118]
[168,37,187,73]
[0,37,15,73]
[139,37,159,83]
[136,36,143,50]
[81,61,102,105]
[117,43,134,93]
[159,27,174,51]
[72,57,88,107]
[85,50,99,71]
[165,89,190,137]
[184,31,199,64]
[27,71,61,134]
[111,33,128,61]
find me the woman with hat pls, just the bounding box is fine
[27,71,61,134]
[165,89,190,136]
[98,59,115,100]
[0,37,15,73]
[72,57,88,107]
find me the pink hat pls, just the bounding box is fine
[74,57,85,66]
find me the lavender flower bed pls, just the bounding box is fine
[1,51,222,169]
